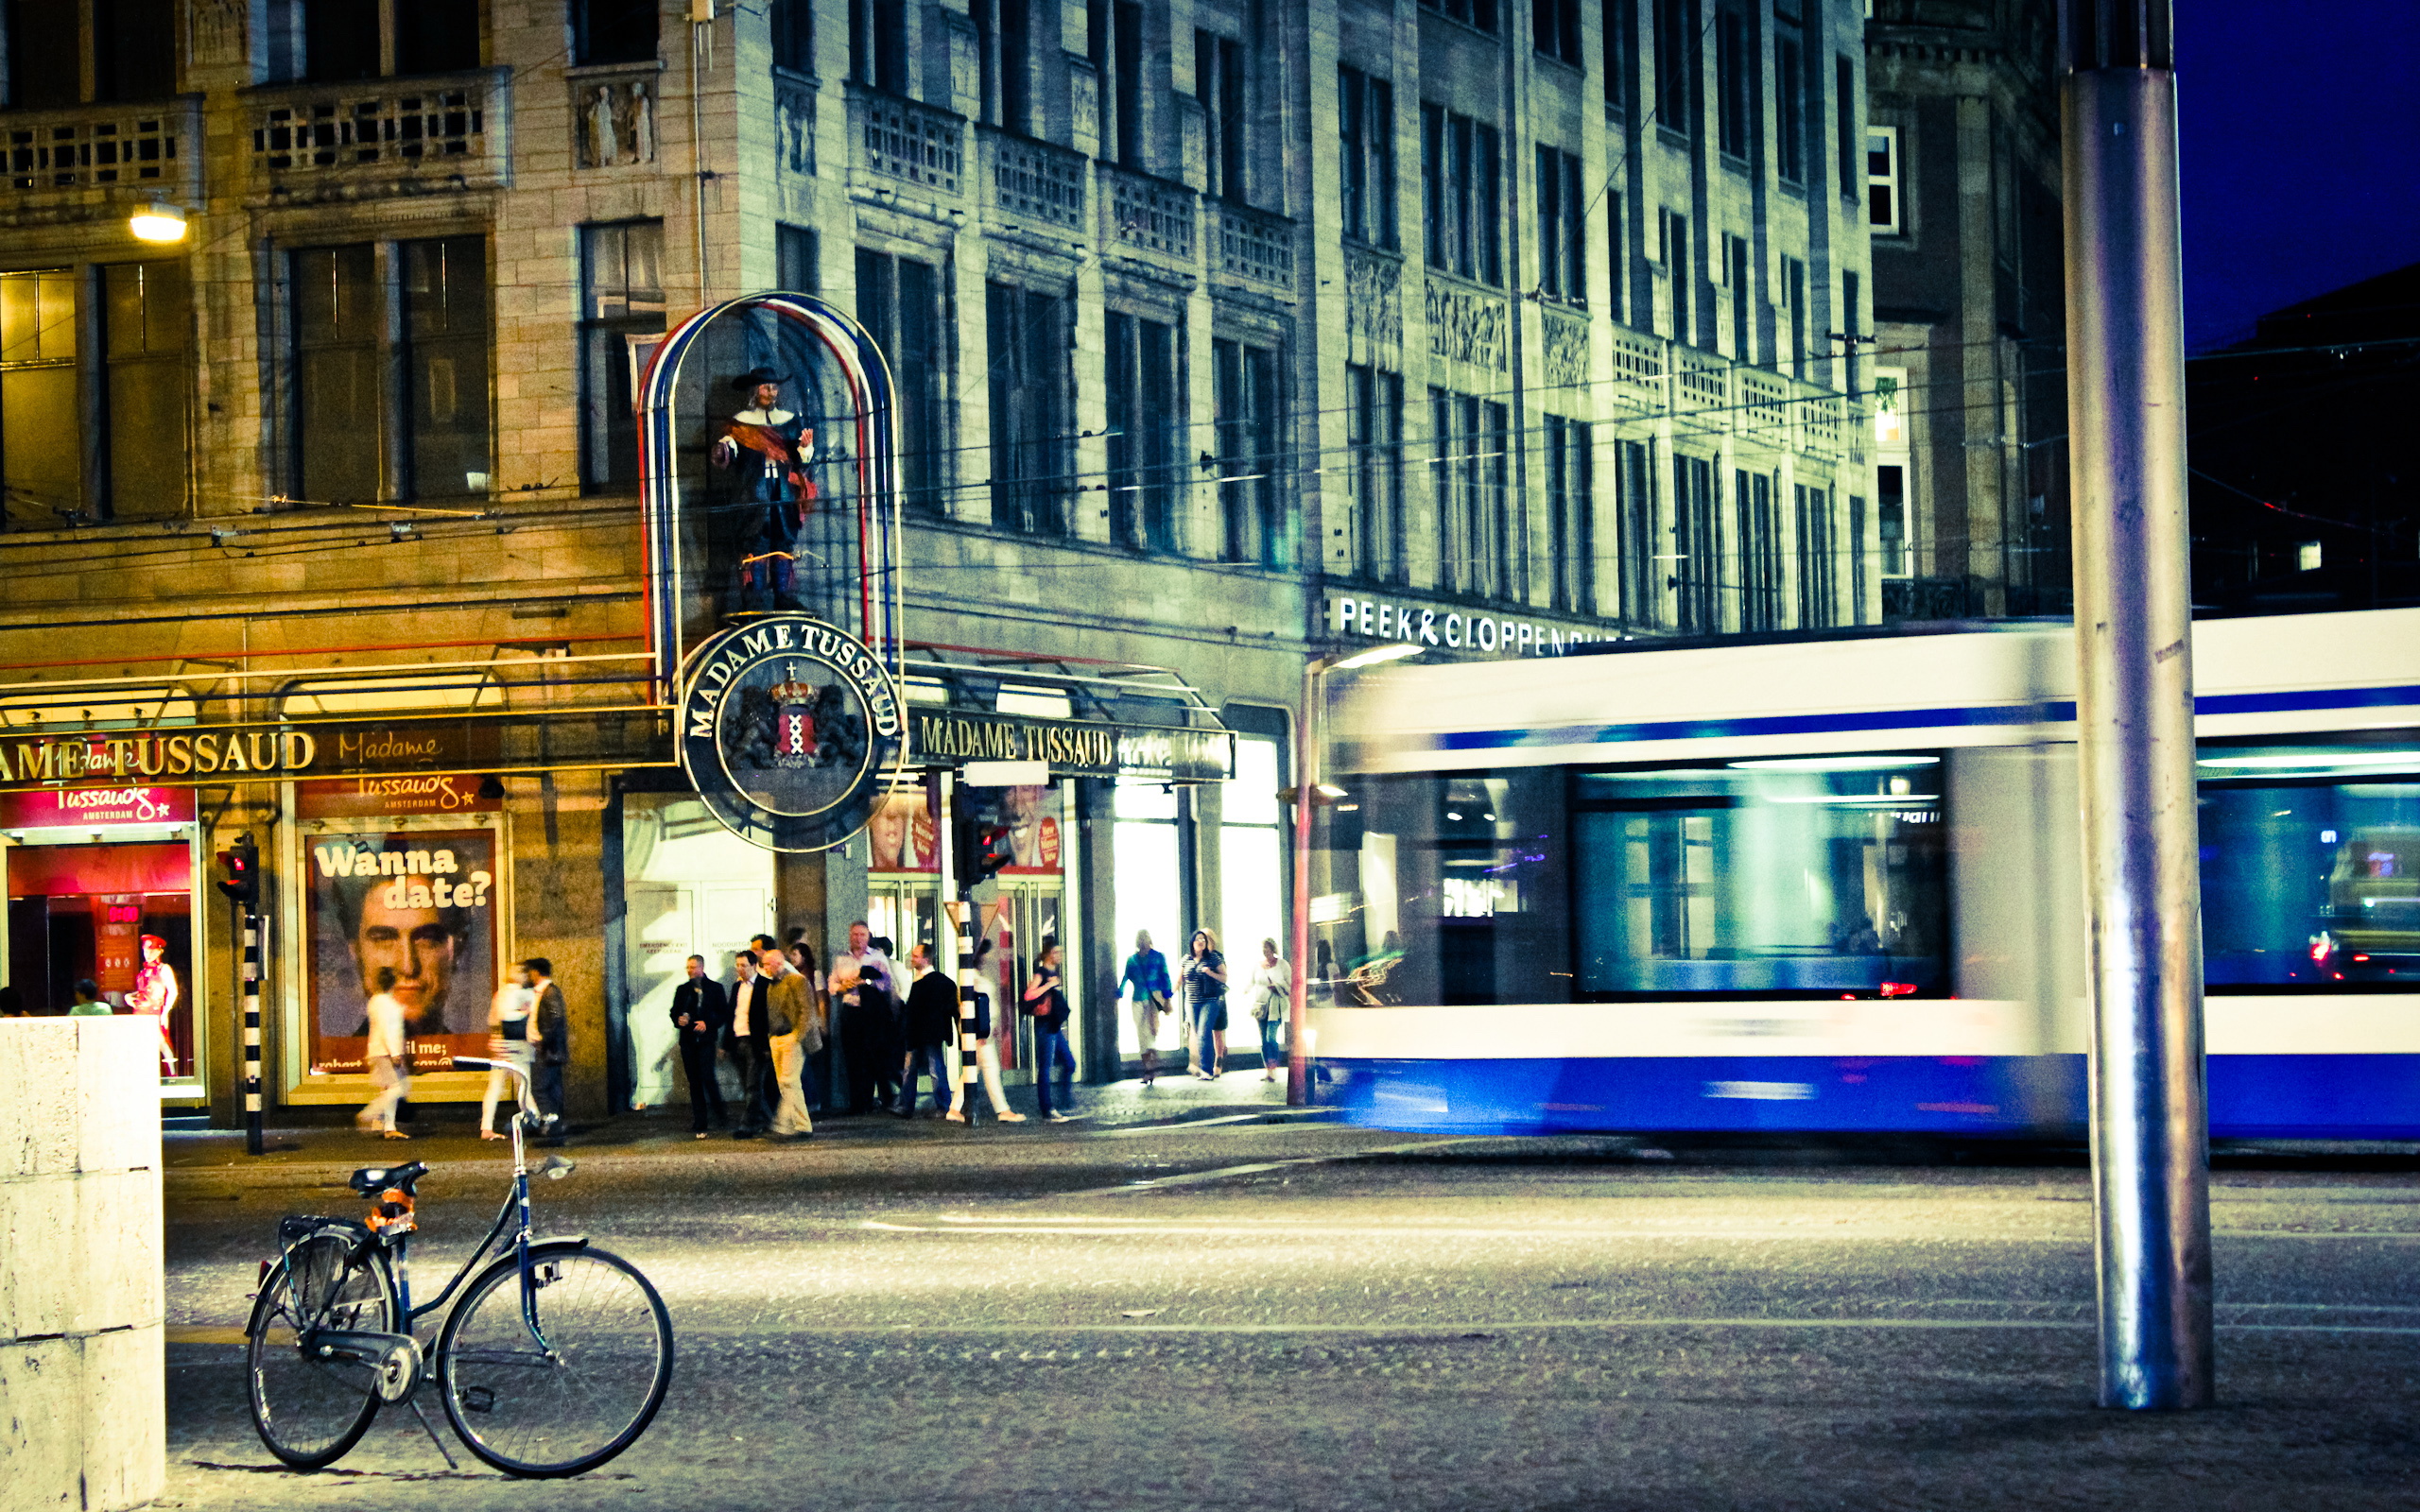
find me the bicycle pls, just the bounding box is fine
[245,1057,675,1477]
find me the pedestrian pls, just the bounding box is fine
[831,921,890,1114]
[527,958,569,1140]
[724,948,774,1137]
[0,985,27,1018]
[1250,937,1291,1082]
[127,934,180,1074]
[68,979,109,1016]
[898,944,957,1117]
[784,938,831,1111]
[761,946,817,1141]
[357,967,411,1139]
[670,954,730,1139]
[480,972,538,1141]
[1022,936,1076,1123]
[947,937,1023,1123]
[1119,929,1173,1088]
[1180,928,1229,1079]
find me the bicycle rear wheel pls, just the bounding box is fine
[436,1241,674,1477]
[245,1228,396,1469]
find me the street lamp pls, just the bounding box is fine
[1287,640,1422,1106]
[129,201,187,243]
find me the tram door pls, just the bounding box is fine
[982,879,1065,1077]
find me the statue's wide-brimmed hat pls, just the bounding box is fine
[732,365,788,392]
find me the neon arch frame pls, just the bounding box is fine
[634,292,906,703]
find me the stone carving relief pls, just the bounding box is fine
[1345,250,1401,369]
[1541,309,1589,391]
[775,79,816,177]
[576,76,655,169]
[1424,279,1508,372]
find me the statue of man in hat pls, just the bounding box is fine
[710,365,817,611]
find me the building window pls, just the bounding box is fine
[986,282,1070,535]
[1604,0,1634,111]
[1652,0,1694,136]
[1780,252,1806,377]
[1213,337,1283,567]
[858,249,944,514]
[1673,454,1719,633]
[1716,5,1754,163]
[1795,482,1835,628]
[776,224,821,293]
[1615,438,1656,627]
[850,0,908,92]
[1608,195,1629,326]
[1340,67,1398,249]
[1546,415,1593,613]
[291,236,492,506]
[1662,209,1692,344]
[1773,14,1806,185]
[1836,55,1859,198]
[770,0,815,74]
[1725,233,1752,363]
[1877,463,1910,576]
[1841,269,1860,391]
[1534,0,1582,64]
[1347,364,1405,582]
[6,0,180,104]
[1421,0,1499,33]
[1198,30,1248,203]
[976,0,1033,133]
[1105,310,1181,550]
[1219,733,1288,982]
[0,264,189,525]
[1847,492,1868,623]
[578,221,664,491]
[1534,146,1586,304]
[576,0,656,69]
[1090,0,1146,168]
[1734,468,1781,631]
[1867,126,1903,233]
[1422,105,1504,284]
[1431,388,1511,598]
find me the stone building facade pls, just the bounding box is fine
[1863,0,2067,619]
[0,0,1873,1125]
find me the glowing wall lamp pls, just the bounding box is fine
[129,201,187,243]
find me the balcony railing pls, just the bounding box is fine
[1101,165,1195,261]
[1605,326,1665,412]
[1675,348,1729,413]
[853,86,962,196]
[249,68,509,187]
[984,128,1084,229]
[1213,200,1293,287]
[1739,369,1789,444]
[1,96,199,207]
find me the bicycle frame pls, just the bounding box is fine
[381,1057,557,1354]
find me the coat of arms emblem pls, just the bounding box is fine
[768,662,820,768]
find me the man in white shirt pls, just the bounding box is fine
[724,949,773,1138]
[356,967,411,1138]
[828,919,890,1115]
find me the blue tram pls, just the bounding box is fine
[1307,609,2420,1138]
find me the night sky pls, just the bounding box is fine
[2173,0,2420,351]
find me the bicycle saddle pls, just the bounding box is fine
[348,1160,429,1196]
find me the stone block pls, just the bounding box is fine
[78,1324,165,1512]
[0,1022,78,1179]
[76,1019,160,1177]
[0,1175,77,1341]
[71,1170,163,1337]
[0,1333,80,1510]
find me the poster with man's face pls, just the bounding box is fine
[306,830,498,1074]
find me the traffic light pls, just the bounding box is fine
[216,833,259,909]
[952,816,1015,890]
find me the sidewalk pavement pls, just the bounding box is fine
[164,1066,1313,1170]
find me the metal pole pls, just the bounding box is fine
[242,908,264,1157]
[2059,0,2212,1411]
[1286,659,1322,1107]
[939,771,981,1127]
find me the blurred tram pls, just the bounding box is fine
[1307,608,2420,1138]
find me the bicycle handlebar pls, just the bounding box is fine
[450,1055,528,1087]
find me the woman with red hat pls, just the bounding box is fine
[126,935,180,1074]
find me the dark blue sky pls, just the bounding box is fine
[2174,1,2420,350]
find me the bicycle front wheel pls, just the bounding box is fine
[435,1241,673,1477]
[245,1228,396,1469]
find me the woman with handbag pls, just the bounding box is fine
[1180,929,1229,1079]
[1249,937,1291,1083]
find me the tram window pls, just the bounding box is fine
[1335,769,1569,1006]
[2198,742,2420,989]
[1570,756,1947,998]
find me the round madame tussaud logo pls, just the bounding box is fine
[677,615,906,852]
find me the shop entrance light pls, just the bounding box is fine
[130,201,187,242]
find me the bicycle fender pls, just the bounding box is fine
[529,1234,592,1251]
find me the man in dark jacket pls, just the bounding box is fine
[723,949,775,1137]
[526,957,569,1141]
[670,954,730,1138]
[896,945,959,1117]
